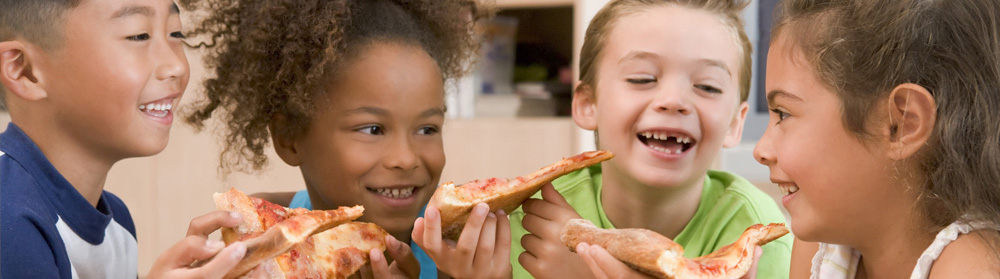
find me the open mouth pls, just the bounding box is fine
[367,187,417,199]
[139,102,173,118]
[637,131,696,155]
[778,184,799,195]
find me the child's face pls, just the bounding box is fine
[754,35,895,242]
[38,0,188,159]
[293,42,445,236]
[576,5,747,189]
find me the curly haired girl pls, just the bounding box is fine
[179,0,488,277]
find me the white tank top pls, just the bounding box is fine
[810,219,997,279]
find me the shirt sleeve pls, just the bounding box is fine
[2,211,71,279]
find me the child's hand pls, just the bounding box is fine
[359,235,421,279]
[519,183,591,279]
[147,211,264,279]
[412,203,512,279]
[575,243,764,279]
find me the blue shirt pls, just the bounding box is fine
[289,190,438,279]
[1,123,138,279]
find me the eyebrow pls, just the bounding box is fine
[421,108,446,118]
[766,90,804,106]
[696,59,732,76]
[110,3,179,20]
[618,51,660,65]
[110,5,153,19]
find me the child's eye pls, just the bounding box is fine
[625,75,656,85]
[695,84,722,94]
[416,125,440,135]
[126,33,150,41]
[170,31,186,39]
[626,77,657,85]
[770,108,790,123]
[357,125,384,135]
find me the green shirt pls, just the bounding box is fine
[509,165,792,278]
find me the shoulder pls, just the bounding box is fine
[928,230,1000,279]
[1,191,69,278]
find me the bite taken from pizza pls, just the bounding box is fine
[428,150,614,239]
[214,188,389,279]
[560,219,789,279]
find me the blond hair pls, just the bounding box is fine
[578,0,752,101]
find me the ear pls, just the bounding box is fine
[572,82,598,131]
[269,113,302,166]
[885,83,936,160]
[723,102,750,148]
[0,41,47,102]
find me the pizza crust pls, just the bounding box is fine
[560,219,789,279]
[430,150,614,239]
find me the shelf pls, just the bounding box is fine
[496,0,573,9]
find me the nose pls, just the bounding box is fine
[651,83,692,115]
[154,37,189,83]
[753,128,776,166]
[384,134,420,171]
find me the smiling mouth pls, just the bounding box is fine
[367,187,417,199]
[638,132,696,154]
[139,102,173,118]
[778,184,799,195]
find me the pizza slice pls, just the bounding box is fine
[214,188,388,279]
[560,219,789,279]
[429,150,614,239]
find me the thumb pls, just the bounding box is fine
[191,242,248,279]
[740,246,763,279]
[539,183,570,207]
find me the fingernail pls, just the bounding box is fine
[488,212,497,219]
[474,203,489,215]
[206,239,225,250]
[230,211,241,220]
[498,209,506,215]
[427,207,438,220]
[576,243,587,253]
[370,249,383,261]
[231,242,247,260]
[385,235,399,249]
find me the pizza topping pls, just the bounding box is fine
[638,131,696,155]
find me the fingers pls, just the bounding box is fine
[421,205,444,255]
[540,183,571,207]
[366,248,390,279]
[522,197,577,222]
[384,235,420,279]
[184,242,248,279]
[473,211,498,267]
[188,211,242,237]
[740,246,763,279]
[455,203,490,267]
[520,211,563,240]
[576,243,609,279]
[164,236,227,266]
[493,210,512,260]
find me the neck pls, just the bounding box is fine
[16,120,114,207]
[852,199,935,279]
[599,165,703,238]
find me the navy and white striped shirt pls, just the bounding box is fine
[1,123,138,279]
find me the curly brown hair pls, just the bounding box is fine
[180,0,488,174]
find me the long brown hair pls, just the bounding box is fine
[775,0,1000,248]
[179,0,487,174]
[578,0,752,102]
